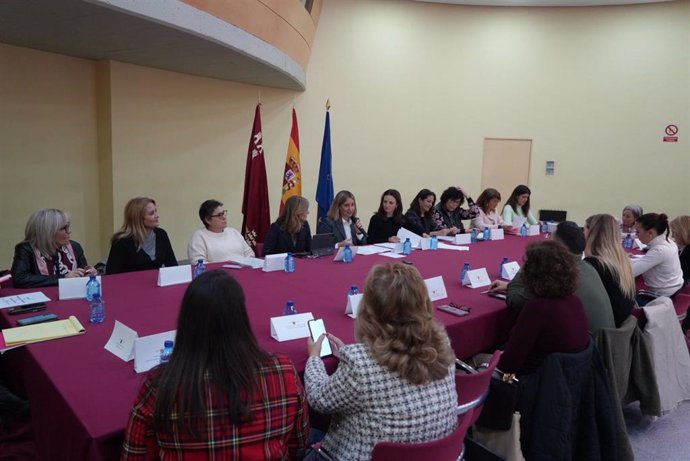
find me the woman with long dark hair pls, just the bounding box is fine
[403,189,451,237]
[122,270,308,459]
[367,189,405,244]
[502,185,538,233]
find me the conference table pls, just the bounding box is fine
[0,234,541,460]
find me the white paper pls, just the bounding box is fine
[437,236,455,242]
[58,275,102,300]
[0,292,51,309]
[501,261,521,281]
[134,330,177,373]
[263,253,287,272]
[425,276,448,301]
[462,268,491,288]
[104,320,138,362]
[222,264,243,269]
[438,243,470,251]
[454,234,472,245]
[634,238,648,250]
[490,228,505,240]
[228,257,264,269]
[380,252,406,259]
[270,312,314,342]
[157,266,192,287]
[356,245,391,256]
[397,228,422,248]
[345,293,363,318]
[527,224,540,236]
[333,246,357,262]
[512,216,527,230]
[420,238,433,250]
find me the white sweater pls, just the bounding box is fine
[187,227,254,263]
[631,235,684,296]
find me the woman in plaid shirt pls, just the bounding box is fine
[122,270,309,460]
[304,263,458,461]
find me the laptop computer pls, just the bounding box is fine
[310,233,336,257]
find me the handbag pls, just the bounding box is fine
[475,369,520,431]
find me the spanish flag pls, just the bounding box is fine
[280,108,302,213]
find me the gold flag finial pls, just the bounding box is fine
[325,98,331,110]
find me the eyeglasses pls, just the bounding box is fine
[59,224,71,233]
[211,210,228,219]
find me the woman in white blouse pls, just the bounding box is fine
[632,212,684,302]
[187,200,254,263]
[471,188,513,232]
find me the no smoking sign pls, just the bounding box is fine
[663,124,679,142]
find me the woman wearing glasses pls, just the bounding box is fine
[11,209,97,287]
[187,200,254,263]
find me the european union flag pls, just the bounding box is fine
[315,110,334,225]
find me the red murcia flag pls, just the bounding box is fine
[241,104,270,249]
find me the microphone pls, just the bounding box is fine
[353,217,368,238]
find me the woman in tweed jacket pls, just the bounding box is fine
[303,263,458,461]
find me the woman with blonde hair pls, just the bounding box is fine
[11,209,97,287]
[263,195,312,256]
[317,190,367,247]
[303,263,457,461]
[584,214,636,326]
[670,215,690,282]
[106,197,177,274]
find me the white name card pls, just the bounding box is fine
[59,276,102,300]
[420,237,433,250]
[345,293,363,319]
[104,320,138,362]
[263,253,287,272]
[134,329,176,373]
[462,268,491,288]
[397,228,422,248]
[501,261,521,281]
[490,228,505,240]
[157,266,191,287]
[333,246,358,262]
[270,312,314,342]
[455,233,472,245]
[425,276,448,301]
[527,224,541,236]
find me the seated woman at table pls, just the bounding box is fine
[471,187,513,232]
[621,204,643,234]
[499,240,589,375]
[303,263,457,461]
[501,184,538,233]
[367,189,405,244]
[263,195,312,256]
[431,186,479,235]
[317,190,367,247]
[11,209,97,288]
[187,199,254,263]
[403,189,450,237]
[106,197,177,275]
[122,270,308,460]
[632,213,684,302]
[670,215,690,282]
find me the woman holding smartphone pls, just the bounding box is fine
[302,263,457,461]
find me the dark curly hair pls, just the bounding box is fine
[521,240,578,298]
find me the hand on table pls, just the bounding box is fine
[65,269,85,278]
[337,239,353,248]
[490,280,508,293]
[388,236,401,243]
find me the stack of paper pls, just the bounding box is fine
[228,257,264,269]
[2,316,85,347]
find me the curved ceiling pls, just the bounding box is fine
[412,0,675,6]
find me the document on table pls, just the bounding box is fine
[0,292,51,309]
[438,243,470,251]
[227,257,264,269]
[512,216,527,230]
[356,245,391,255]
[380,252,405,259]
[2,316,85,347]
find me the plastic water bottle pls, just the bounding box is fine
[482,227,491,241]
[499,257,509,276]
[624,233,633,249]
[349,285,359,296]
[85,275,100,302]
[520,223,527,237]
[541,221,549,234]
[284,252,295,272]
[470,228,478,243]
[283,300,297,315]
[89,293,106,324]
[343,245,353,263]
[460,262,471,283]
[403,238,412,255]
[430,235,438,250]
[193,259,207,278]
[160,340,174,364]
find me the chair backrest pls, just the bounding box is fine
[456,351,501,426]
[371,414,471,461]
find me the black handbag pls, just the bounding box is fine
[475,370,520,431]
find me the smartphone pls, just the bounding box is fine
[8,303,47,315]
[308,319,333,357]
[437,304,470,317]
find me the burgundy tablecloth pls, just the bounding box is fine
[0,235,539,460]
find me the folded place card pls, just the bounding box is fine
[333,246,357,262]
[263,253,287,272]
[104,321,138,362]
[425,276,448,302]
[59,276,102,300]
[134,330,176,373]
[397,228,422,248]
[157,266,191,287]
[270,312,314,342]
[490,228,505,240]
[461,268,491,288]
[501,261,521,281]
[527,224,541,236]
[420,238,433,250]
[345,293,363,318]
[455,234,472,245]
